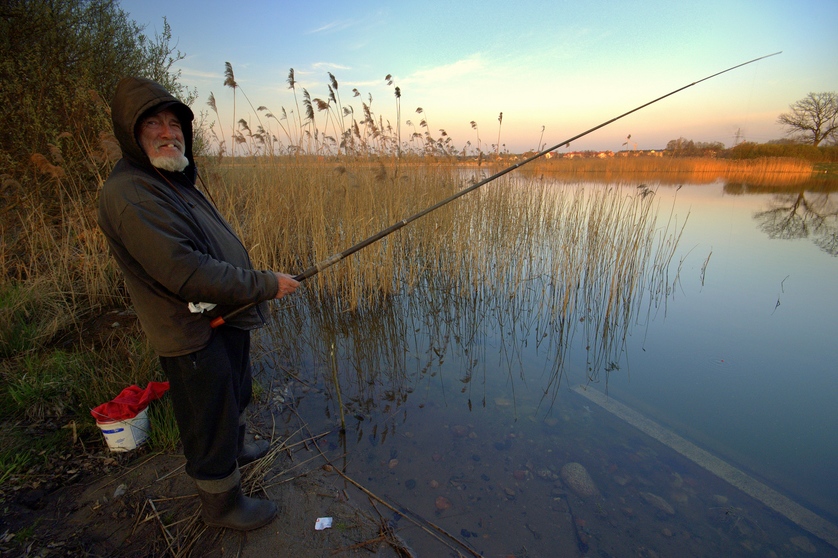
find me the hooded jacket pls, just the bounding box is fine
[98,77,278,357]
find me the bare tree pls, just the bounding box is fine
[777,92,838,146]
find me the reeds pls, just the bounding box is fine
[240,158,688,418]
[529,155,816,188]
[203,69,464,157]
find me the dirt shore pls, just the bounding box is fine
[0,428,410,558]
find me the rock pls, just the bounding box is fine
[435,496,452,511]
[560,462,600,499]
[669,472,683,488]
[640,492,675,515]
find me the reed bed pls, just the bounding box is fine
[246,158,685,413]
[528,155,815,188]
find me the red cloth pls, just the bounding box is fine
[91,381,170,422]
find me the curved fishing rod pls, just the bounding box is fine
[210,51,781,329]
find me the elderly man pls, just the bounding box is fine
[98,77,299,531]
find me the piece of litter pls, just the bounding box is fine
[315,517,333,531]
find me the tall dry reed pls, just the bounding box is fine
[529,155,815,188]
[222,158,687,411]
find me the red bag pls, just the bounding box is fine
[91,381,170,422]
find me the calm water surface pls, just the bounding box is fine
[261,180,838,557]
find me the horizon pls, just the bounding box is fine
[120,0,838,154]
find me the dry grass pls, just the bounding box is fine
[234,158,688,405]
[528,155,815,188]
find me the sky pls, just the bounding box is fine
[119,0,838,154]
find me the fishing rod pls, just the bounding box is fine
[210,51,781,329]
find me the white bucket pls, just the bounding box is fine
[96,407,150,452]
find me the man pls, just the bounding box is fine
[98,77,299,531]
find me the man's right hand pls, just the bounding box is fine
[274,273,300,299]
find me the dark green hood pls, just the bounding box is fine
[111,77,196,179]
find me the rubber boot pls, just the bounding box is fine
[237,424,270,466]
[196,469,277,531]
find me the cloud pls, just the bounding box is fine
[180,67,223,80]
[312,61,352,72]
[306,19,359,35]
[401,54,488,88]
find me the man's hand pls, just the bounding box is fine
[274,273,300,299]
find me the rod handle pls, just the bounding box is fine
[210,271,306,328]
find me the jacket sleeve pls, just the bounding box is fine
[115,195,278,306]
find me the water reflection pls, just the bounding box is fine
[754,192,838,255]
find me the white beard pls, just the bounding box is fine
[150,153,189,172]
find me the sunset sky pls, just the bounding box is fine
[120,0,838,153]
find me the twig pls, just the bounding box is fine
[369,499,417,558]
[258,453,326,489]
[156,461,186,482]
[147,498,178,557]
[90,451,166,490]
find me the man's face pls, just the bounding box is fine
[138,109,189,172]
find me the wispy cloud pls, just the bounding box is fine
[306,19,358,35]
[401,54,487,87]
[180,67,223,80]
[312,61,352,72]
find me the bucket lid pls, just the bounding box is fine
[90,381,169,421]
[94,406,148,425]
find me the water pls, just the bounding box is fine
[260,179,838,556]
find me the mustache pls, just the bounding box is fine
[154,139,185,151]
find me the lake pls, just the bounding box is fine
[260,178,838,557]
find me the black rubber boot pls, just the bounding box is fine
[197,476,277,531]
[237,424,270,466]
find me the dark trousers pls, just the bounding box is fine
[160,327,252,481]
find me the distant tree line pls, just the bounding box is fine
[0,0,194,201]
[663,140,838,163]
[723,142,838,162]
[665,138,725,157]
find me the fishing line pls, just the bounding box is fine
[211,51,782,328]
